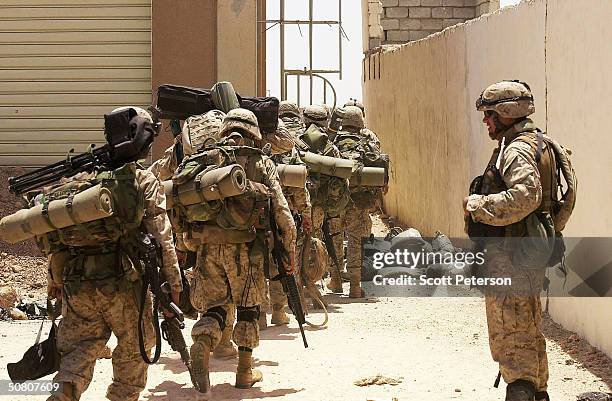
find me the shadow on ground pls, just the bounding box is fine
[542,313,612,389]
[144,380,302,401]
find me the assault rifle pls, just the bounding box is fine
[135,233,200,390]
[321,218,343,278]
[269,215,308,348]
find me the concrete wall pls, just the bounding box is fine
[151,0,265,159]
[217,0,261,96]
[363,0,612,356]
[151,0,217,159]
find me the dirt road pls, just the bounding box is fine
[1,292,610,401]
[0,216,610,400]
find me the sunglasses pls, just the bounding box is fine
[483,110,495,117]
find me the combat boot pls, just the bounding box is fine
[258,311,267,331]
[348,268,365,298]
[191,335,212,400]
[506,380,536,401]
[213,326,237,359]
[46,382,76,401]
[235,348,263,389]
[270,304,290,325]
[327,268,344,293]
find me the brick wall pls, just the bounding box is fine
[370,0,499,46]
[365,0,385,50]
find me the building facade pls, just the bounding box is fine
[0,0,266,165]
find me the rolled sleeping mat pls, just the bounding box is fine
[0,184,114,244]
[350,166,386,187]
[301,151,355,179]
[164,164,247,209]
[277,164,307,188]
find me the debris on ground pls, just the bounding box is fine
[0,167,42,256]
[543,313,612,387]
[0,253,48,302]
[15,299,50,319]
[0,285,19,309]
[354,374,403,386]
[577,392,612,401]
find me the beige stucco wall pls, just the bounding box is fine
[217,0,259,96]
[363,0,612,356]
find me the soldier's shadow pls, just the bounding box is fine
[209,356,279,374]
[157,355,189,375]
[211,382,303,399]
[143,380,302,400]
[158,354,279,375]
[322,293,379,305]
[143,380,197,401]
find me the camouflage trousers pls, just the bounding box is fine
[190,243,266,349]
[483,247,548,391]
[51,281,154,401]
[312,205,346,275]
[340,204,372,278]
[263,258,287,311]
[485,295,548,391]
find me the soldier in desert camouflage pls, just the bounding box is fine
[188,109,296,400]
[329,105,384,298]
[147,109,241,360]
[464,81,552,401]
[47,107,182,401]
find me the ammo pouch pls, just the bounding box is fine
[62,244,138,296]
[547,232,566,267]
[8,317,60,381]
[216,181,270,231]
[511,212,555,268]
[466,174,505,239]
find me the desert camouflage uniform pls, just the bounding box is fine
[466,118,548,394]
[332,124,382,296]
[50,166,182,401]
[148,136,182,181]
[190,155,296,349]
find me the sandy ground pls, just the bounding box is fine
[0,215,610,401]
[0,295,610,401]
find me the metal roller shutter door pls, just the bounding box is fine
[0,0,151,166]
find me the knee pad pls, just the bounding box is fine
[203,306,227,331]
[236,306,260,324]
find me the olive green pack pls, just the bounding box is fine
[170,146,270,232]
[35,164,144,254]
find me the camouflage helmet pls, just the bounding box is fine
[219,108,262,140]
[344,98,365,116]
[181,110,226,155]
[342,105,365,130]
[476,80,535,118]
[279,100,301,118]
[302,104,329,128]
[111,106,153,124]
